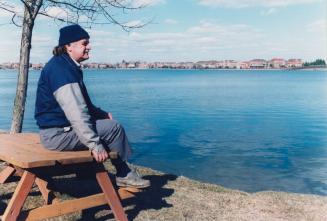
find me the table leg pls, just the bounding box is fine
[0,165,15,184]
[95,164,128,221]
[2,170,36,221]
[35,177,58,205]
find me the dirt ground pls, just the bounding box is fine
[1,162,327,221]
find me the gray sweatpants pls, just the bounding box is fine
[39,119,132,161]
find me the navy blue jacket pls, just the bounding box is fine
[35,53,107,128]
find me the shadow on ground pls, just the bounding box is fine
[0,168,176,220]
[124,174,177,221]
[51,173,177,220]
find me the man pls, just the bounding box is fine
[35,24,150,188]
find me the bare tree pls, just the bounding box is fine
[0,0,148,133]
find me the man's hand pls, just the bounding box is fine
[92,149,109,162]
[108,112,113,120]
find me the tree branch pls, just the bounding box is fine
[19,0,32,18]
[1,0,151,32]
[103,0,146,10]
[12,13,22,27]
[0,3,23,27]
[46,0,97,12]
[30,0,43,20]
[0,4,17,14]
[38,11,66,22]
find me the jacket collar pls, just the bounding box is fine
[61,53,82,70]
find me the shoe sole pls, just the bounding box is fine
[116,181,150,189]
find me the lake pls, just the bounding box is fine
[1,69,327,195]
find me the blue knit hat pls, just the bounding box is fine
[58,24,90,46]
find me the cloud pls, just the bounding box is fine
[89,30,115,38]
[86,21,267,62]
[0,27,21,62]
[132,0,165,7]
[124,20,144,27]
[303,19,327,61]
[0,10,12,18]
[0,11,325,63]
[85,18,326,63]
[164,19,179,24]
[198,0,322,8]
[260,8,278,16]
[32,36,53,43]
[45,7,68,19]
[0,2,23,18]
[107,48,116,52]
[38,6,89,23]
[306,19,327,32]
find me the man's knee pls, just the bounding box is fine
[113,121,127,138]
[96,119,125,137]
[110,120,125,134]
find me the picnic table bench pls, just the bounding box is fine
[0,133,137,221]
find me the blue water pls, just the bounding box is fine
[1,69,327,195]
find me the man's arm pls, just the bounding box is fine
[89,105,109,119]
[53,82,108,162]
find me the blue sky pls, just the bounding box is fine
[0,0,326,63]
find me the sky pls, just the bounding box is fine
[0,0,326,63]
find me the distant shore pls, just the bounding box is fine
[1,58,325,71]
[0,66,326,71]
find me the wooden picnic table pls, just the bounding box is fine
[0,133,134,221]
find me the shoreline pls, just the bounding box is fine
[1,130,326,197]
[86,67,327,71]
[1,163,326,220]
[1,67,327,72]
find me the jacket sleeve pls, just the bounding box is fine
[89,104,108,120]
[81,85,108,120]
[53,82,106,153]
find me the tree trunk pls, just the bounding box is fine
[10,0,42,133]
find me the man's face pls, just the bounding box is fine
[66,38,91,62]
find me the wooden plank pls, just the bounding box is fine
[24,190,135,221]
[0,133,93,168]
[96,169,128,221]
[0,165,15,184]
[35,178,58,205]
[120,187,142,193]
[0,133,40,145]
[118,188,136,200]
[56,154,94,165]
[0,136,82,159]
[23,184,135,220]
[2,170,36,221]
[0,138,57,168]
[24,193,107,221]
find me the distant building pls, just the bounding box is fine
[224,60,238,69]
[269,58,286,68]
[249,59,267,69]
[195,61,209,69]
[0,62,20,69]
[216,61,224,68]
[136,62,148,69]
[287,59,303,68]
[126,62,136,68]
[0,57,307,70]
[83,63,100,69]
[178,62,194,69]
[31,63,43,70]
[237,61,250,69]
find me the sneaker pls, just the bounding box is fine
[116,168,150,188]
